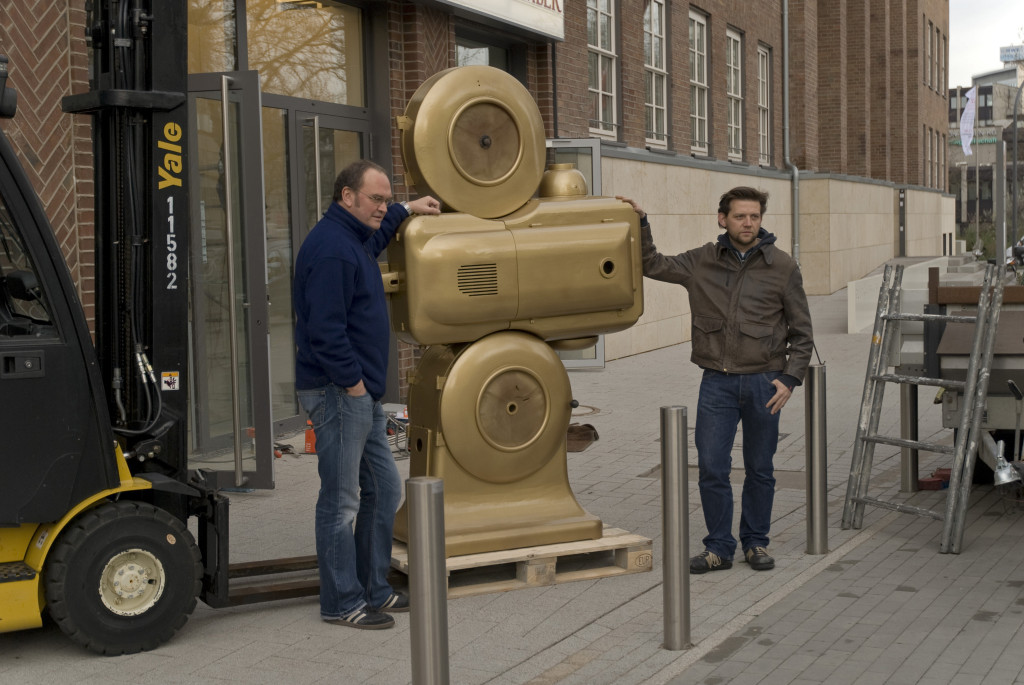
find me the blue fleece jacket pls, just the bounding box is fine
[293,201,408,400]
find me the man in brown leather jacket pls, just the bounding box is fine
[620,186,813,574]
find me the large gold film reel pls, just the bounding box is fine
[393,333,601,557]
[440,331,569,484]
[398,65,546,218]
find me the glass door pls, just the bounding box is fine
[260,99,370,435]
[188,71,274,489]
[296,112,367,231]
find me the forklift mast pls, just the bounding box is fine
[63,0,191,499]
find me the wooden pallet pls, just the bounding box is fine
[390,527,653,599]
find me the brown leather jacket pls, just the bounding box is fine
[640,220,814,384]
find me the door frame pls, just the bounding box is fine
[261,94,374,434]
[187,71,274,489]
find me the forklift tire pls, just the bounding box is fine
[44,500,202,655]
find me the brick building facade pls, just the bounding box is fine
[0,0,952,430]
[0,2,94,324]
[540,0,947,188]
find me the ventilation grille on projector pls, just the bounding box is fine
[457,263,498,296]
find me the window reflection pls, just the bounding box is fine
[247,0,364,105]
[456,37,509,70]
[0,193,55,335]
[189,0,238,74]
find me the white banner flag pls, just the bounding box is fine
[960,87,977,156]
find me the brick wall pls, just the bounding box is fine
[787,0,820,169]
[871,0,894,181]
[668,2,691,154]
[618,0,647,149]
[534,43,556,138]
[0,1,94,327]
[392,0,946,191]
[817,0,848,174]
[389,3,452,198]
[557,1,786,166]
[916,0,951,191]
[555,2,591,137]
[847,0,871,177]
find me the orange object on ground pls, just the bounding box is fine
[305,421,316,453]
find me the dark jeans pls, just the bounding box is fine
[298,384,402,618]
[694,369,781,560]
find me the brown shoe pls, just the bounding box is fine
[690,550,732,574]
[744,546,775,571]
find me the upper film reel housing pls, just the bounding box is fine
[397,65,546,219]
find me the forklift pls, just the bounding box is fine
[0,2,313,654]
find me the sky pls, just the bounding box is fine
[948,0,1024,86]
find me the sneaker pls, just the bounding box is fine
[370,590,410,613]
[744,546,775,571]
[690,550,732,574]
[325,606,395,630]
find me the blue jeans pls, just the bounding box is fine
[297,385,402,619]
[694,369,781,559]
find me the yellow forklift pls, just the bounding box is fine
[0,2,306,654]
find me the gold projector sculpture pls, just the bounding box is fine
[388,66,644,557]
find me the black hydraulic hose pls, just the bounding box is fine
[110,0,163,436]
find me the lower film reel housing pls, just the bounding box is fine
[392,66,644,556]
[393,332,601,557]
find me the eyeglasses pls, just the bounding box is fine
[351,188,394,207]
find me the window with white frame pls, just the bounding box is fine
[925,19,933,88]
[925,126,933,188]
[588,0,617,136]
[940,133,946,190]
[726,29,743,160]
[757,45,771,165]
[689,11,708,154]
[940,34,946,95]
[643,0,668,147]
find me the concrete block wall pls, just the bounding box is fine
[845,256,947,334]
[798,178,894,295]
[904,187,953,256]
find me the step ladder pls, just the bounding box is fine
[841,262,1005,553]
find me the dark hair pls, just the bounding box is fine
[717,186,769,216]
[333,160,388,202]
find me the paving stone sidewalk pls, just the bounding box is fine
[3,286,1023,685]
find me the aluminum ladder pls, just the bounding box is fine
[841,262,1005,553]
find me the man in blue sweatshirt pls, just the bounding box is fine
[293,160,440,630]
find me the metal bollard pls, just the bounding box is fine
[899,383,919,492]
[661,405,691,650]
[408,477,450,685]
[804,365,829,554]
